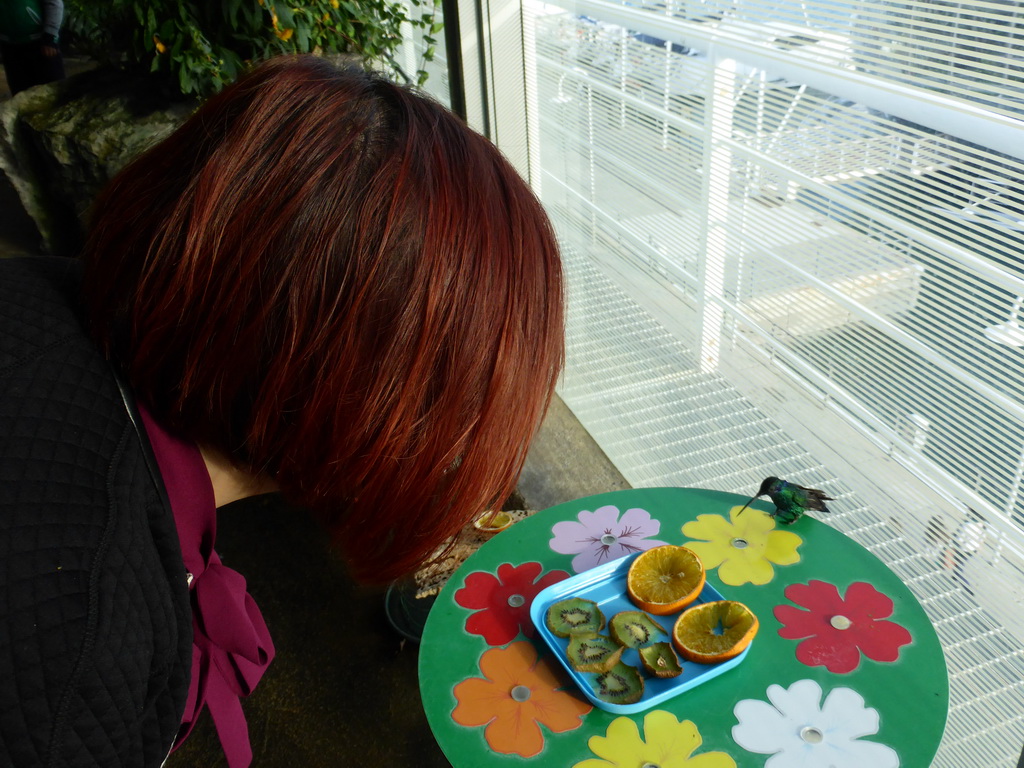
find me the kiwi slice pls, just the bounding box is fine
[593,661,645,705]
[609,610,667,649]
[638,642,683,678]
[546,598,605,637]
[566,633,625,673]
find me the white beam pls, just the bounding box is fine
[545,0,1024,162]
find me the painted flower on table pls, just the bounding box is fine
[733,679,898,768]
[681,505,801,586]
[550,505,668,573]
[452,640,592,757]
[454,561,570,645]
[774,580,912,674]
[574,710,736,768]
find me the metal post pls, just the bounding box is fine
[697,57,737,373]
[440,0,467,120]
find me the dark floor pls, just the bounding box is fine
[1,60,630,766]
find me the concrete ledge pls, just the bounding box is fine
[518,394,631,510]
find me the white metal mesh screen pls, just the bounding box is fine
[513,0,1024,764]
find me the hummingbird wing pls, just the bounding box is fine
[794,484,834,513]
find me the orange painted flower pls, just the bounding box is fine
[452,641,592,757]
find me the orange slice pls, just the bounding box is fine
[473,510,513,535]
[672,600,758,664]
[625,545,706,615]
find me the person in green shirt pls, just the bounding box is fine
[0,0,64,95]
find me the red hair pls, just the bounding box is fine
[81,56,564,582]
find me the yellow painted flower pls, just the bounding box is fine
[574,710,736,768]
[152,35,167,54]
[275,26,294,41]
[682,505,802,586]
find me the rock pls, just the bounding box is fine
[0,67,196,256]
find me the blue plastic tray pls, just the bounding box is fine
[530,552,750,714]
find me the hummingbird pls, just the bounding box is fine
[737,476,834,524]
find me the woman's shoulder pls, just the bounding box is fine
[0,255,192,767]
[0,255,86,357]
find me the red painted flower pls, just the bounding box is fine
[455,562,570,645]
[775,580,912,674]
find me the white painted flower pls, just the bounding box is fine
[732,679,899,768]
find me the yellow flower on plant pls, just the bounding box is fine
[682,505,802,586]
[574,710,736,768]
[330,0,340,7]
[152,35,167,54]
[275,26,294,41]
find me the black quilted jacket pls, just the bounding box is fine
[0,257,192,767]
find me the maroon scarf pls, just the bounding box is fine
[139,405,275,768]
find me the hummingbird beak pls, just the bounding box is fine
[736,495,758,516]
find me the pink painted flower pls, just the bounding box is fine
[454,562,570,645]
[550,505,668,573]
[775,580,912,674]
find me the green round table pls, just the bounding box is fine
[419,488,948,767]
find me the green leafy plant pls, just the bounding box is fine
[64,0,441,99]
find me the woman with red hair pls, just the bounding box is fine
[0,55,563,767]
